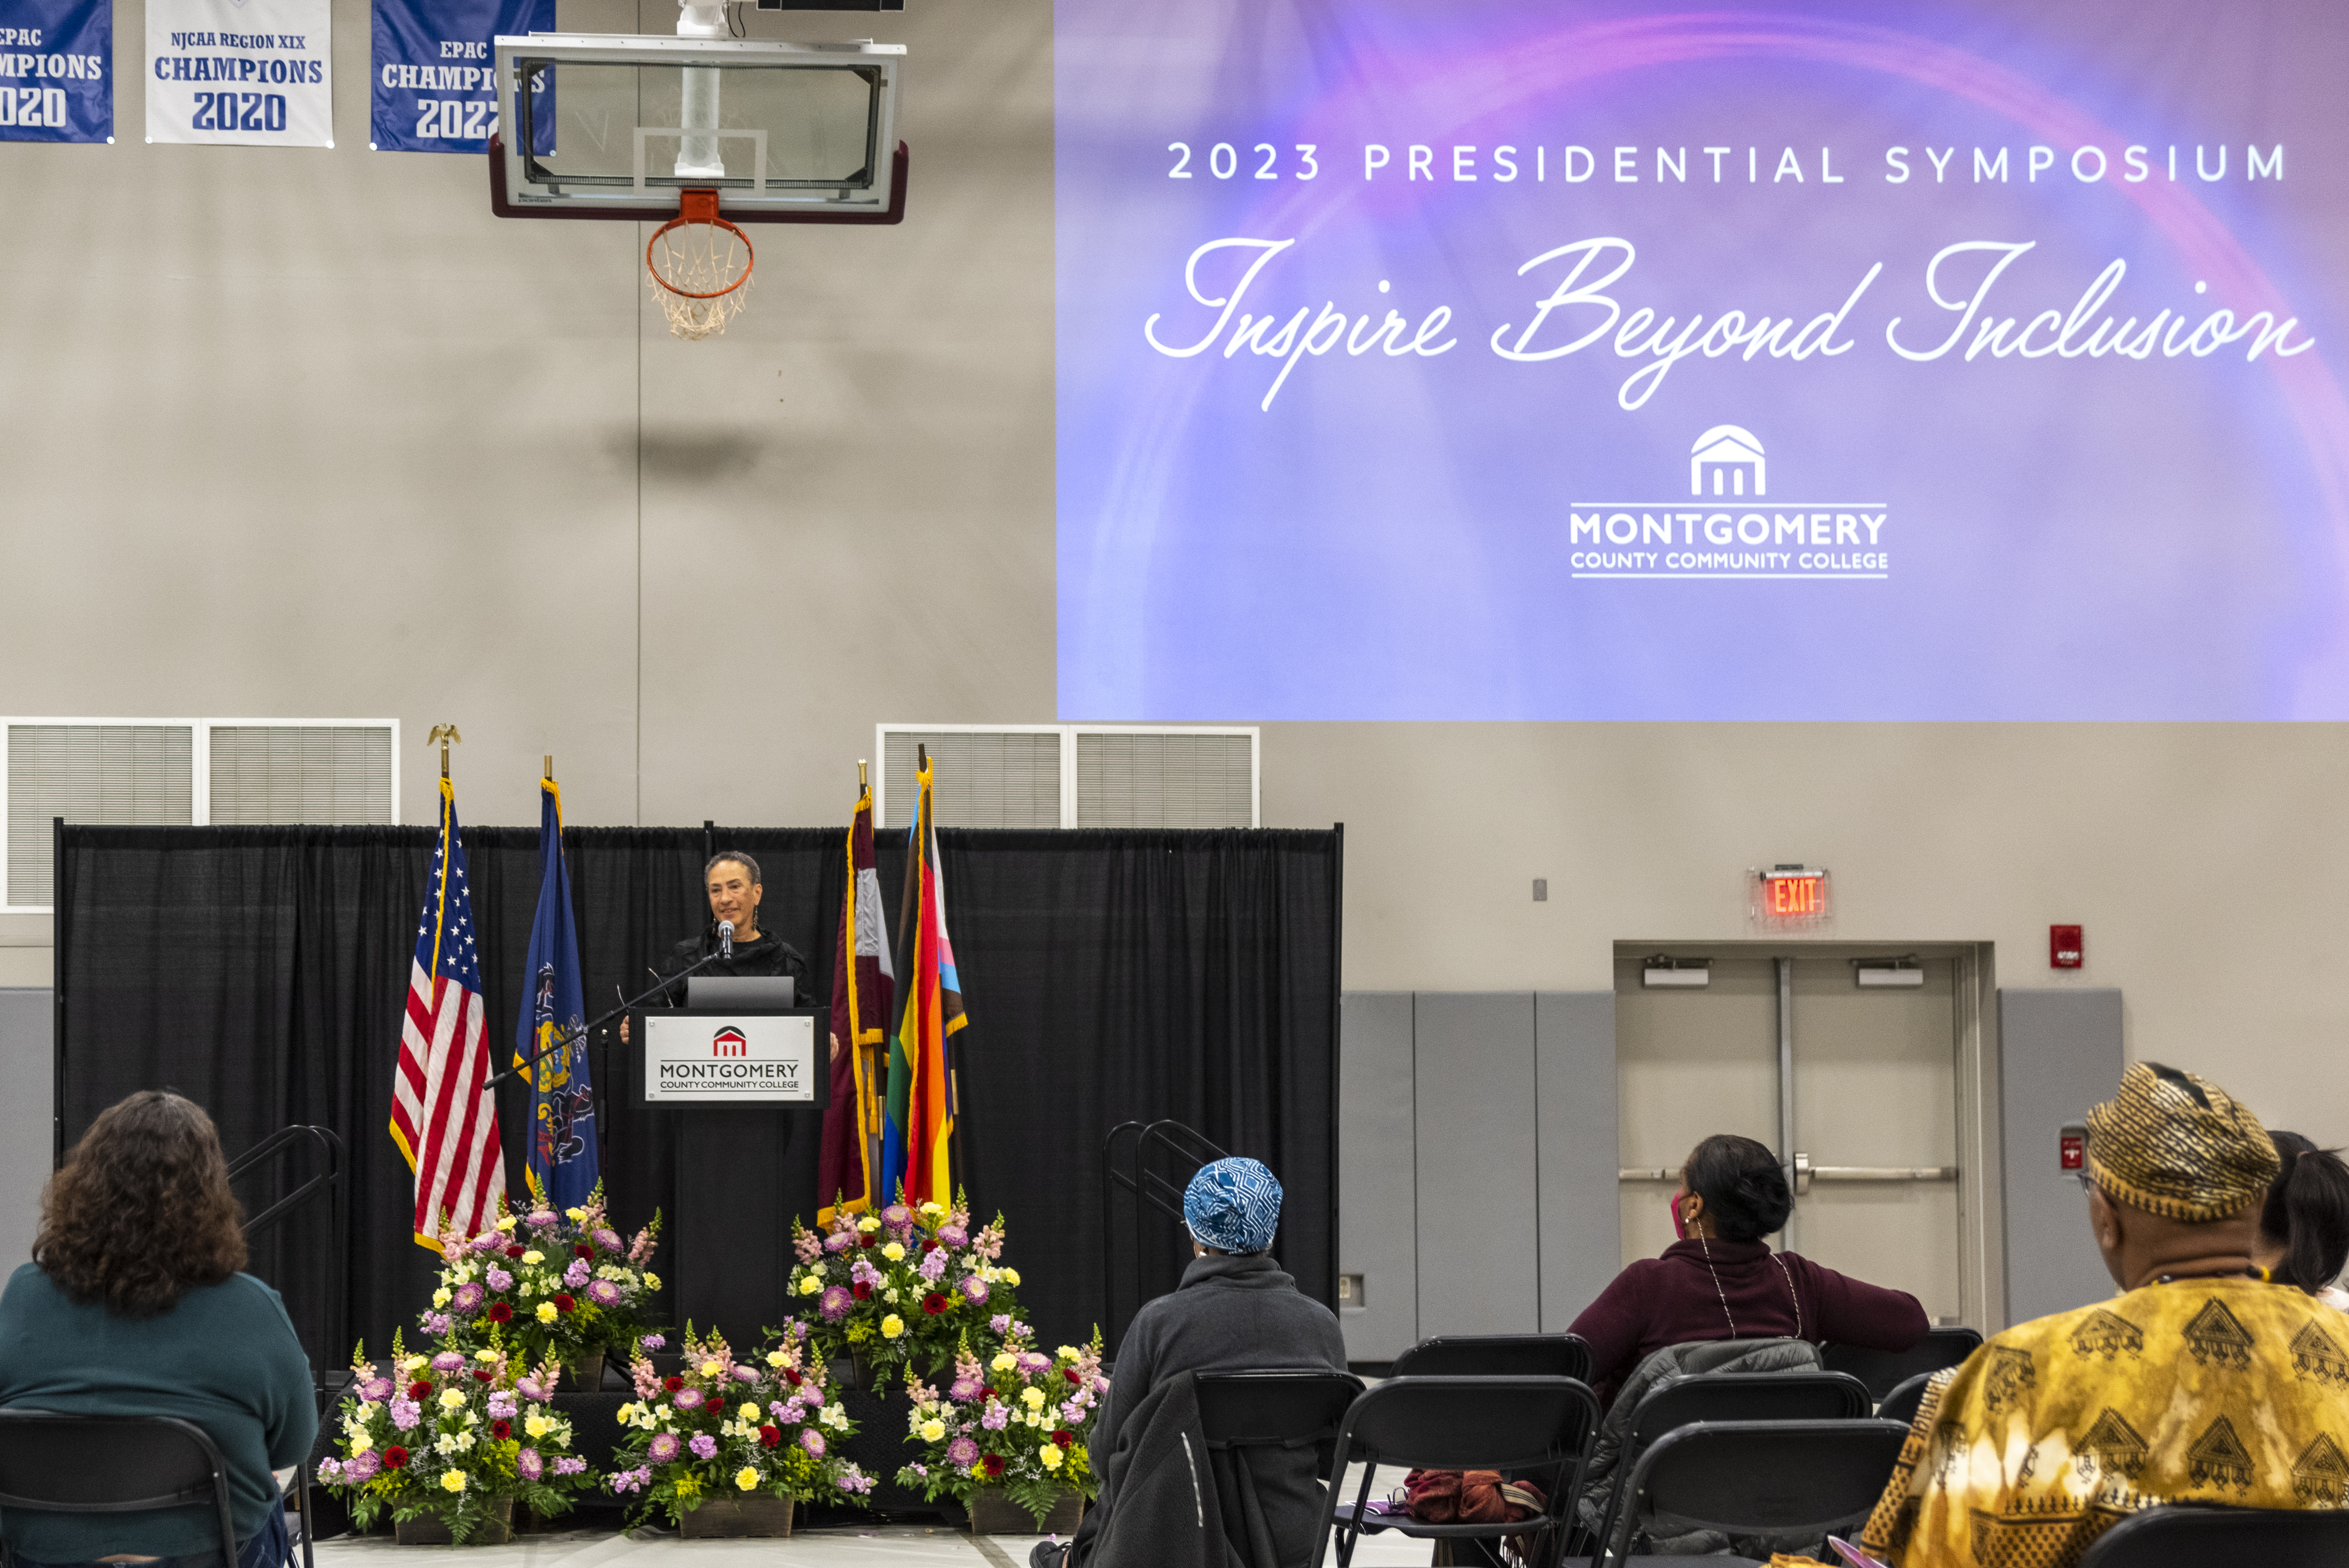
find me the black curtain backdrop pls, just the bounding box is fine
[53,824,1338,1367]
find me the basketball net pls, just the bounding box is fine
[647,190,753,340]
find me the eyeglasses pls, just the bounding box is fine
[2076,1169,2098,1195]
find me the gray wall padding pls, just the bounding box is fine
[0,989,50,1268]
[1998,989,2124,1324]
[1538,991,1619,1328]
[1337,992,1416,1362]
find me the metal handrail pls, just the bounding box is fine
[227,1125,343,1236]
[1101,1118,1230,1350]
[225,1125,345,1403]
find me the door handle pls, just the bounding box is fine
[1794,1151,1959,1194]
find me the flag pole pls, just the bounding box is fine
[858,758,881,1212]
[430,723,461,778]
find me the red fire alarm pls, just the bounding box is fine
[2051,924,2084,969]
[2060,1126,2086,1173]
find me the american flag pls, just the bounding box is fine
[390,777,506,1249]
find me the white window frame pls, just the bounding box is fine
[874,723,1260,830]
[2,718,400,913]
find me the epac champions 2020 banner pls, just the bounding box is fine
[1055,1,2349,720]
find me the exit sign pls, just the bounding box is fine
[1753,865,1831,927]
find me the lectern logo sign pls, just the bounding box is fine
[712,1026,747,1058]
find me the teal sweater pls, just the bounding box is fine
[0,1264,317,1562]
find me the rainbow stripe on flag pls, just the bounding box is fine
[880,757,966,1206]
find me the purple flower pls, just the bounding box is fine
[989,1313,1011,1333]
[526,1210,558,1229]
[389,1398,421,1431]
[471,1231,505,1253]
[431,1351,464,1373]
[342,1451,380,1482]
[588,1280,622,1307]
[961,1276,990,1306]
[486,1391,518,1420]
[980,1404,1010,1431]
[820,1286,853,1322]
[689,1433,718,1460]
[937,1224,969,1248]
[316,1457,344,1484]
[823,1231,853,1255]
[1019,1353,1050,1376]
[554,1456,586,1476]
[849,1258,883,1288]
[515,1377,547,1401]
[647,1433,681,1463]
[425,1313,453,1336]
[732,1366,760,1384]
[452,1282,485,1314]
[881,1204,911,1230]
[838,1466,874,1494]
[593,1228,621,1252]
[564,1258,591,1288]
[778,1397,808,1425]
[610,1465,651,1494]
[641,1335,666,1350]
[916,1248,949,1282]
[485,1267,514,1291]
[945,1436,979,1467]
[674,1388,704,1410]
[360,1377,395,1402]
[949,1376,982,1402]
[798,1429,825,1459]
[516,1447,544,1481]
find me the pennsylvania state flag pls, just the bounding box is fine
[517,774,597,1209]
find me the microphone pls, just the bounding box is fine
[718,919,734,959]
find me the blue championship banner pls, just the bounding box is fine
[370,0,551,154]
[0,0,112,144]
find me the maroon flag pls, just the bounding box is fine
[817,784,895,1222]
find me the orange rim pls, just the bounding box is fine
[647,190,755,301]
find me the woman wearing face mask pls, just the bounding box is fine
[1569,1133,1930,1409]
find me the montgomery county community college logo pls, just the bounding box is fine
[712,1026,748,1057]
[1568,426,1891,580]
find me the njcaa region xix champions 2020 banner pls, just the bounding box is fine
[1054,0,2349,721]
[146,0,328,147]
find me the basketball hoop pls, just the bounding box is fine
[647,190,753,340]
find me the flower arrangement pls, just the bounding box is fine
[422,1186,663,1376]
[894,1322,1109,1528]
[314,1333,594,1542]
[787,1195,1021,1381]
[605,1323,877,1526]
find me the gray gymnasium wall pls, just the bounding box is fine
[4,0,2349,1295]
[0,991,51,1267]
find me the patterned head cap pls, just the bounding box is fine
[1184,1157,1283,1254]
[2084,1061,2280,1223]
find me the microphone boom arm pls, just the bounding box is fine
[486,948,733,1090]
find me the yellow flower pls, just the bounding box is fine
[440,1470,468,1493]
[521,1250,545,1265]
[880,1241,906,1263]
[401,1356,429,1375]
[644,1272,661,1291]
[918,1201,945,1218]
[536,1302,558,1323]
[991,1352,1018,1372]
[735,1467,760,1492]
[700,1360,722,1377]
[919,1418,947,1443]
[766,1350,788,1368]
[675,1475,702,1499]
[431,1288,452,1308]
[739,1403,760,1423]
[1039,1445,1063,1471]
[1058,1346,1081,1361]
[797,1275,823,1296]
[1021,1386,1046,1409]
[474,1349,499,1363]
[496,1216,517,1233]
[348,1435,373,1453]
[565,1207,587,1223]
[880,1314,905,1340]
[525,1414,554,1439]
[856,1216,881,1233]
[438,1388,466,1412]
[1002,1268,1021,1287]
[616,1404,637,1424]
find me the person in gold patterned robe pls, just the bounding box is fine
[1859,1062,2349,1568]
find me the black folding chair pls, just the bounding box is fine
[1590,1419,1906,1566]
[0,1409,272,1568]
[2076,1502,2349,1567]
[1822,1327,1982,1400]
[1313,1376,1601,1568]
[1875,1370,1936,1432]
[1581,1370,1873,1561]
[1194,1369,1364,1482]
[1391,1333,1593,1384]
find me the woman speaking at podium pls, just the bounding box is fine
[620,851,811,1042]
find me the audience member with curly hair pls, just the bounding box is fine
[1570,1132,1929,1407]
[0,1091,316,1568]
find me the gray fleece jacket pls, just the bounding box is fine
[1073,1252,1348,1567]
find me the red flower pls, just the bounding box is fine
[490,1420,512,1441]
[407,1379,432,1400]
[487,1302,513,1323]
[758,1425,782,1449]
[1052,1430,1074,1449]
[664,1375,684,1392]
[575,1243,596,1259]
[982,1388,999,1402]
[553,1293,576,1314]
[1063,1368,1082,1385]
[981,1454,1005,1478]
[472,1369,495,1383]
[505,1245,525,1259]
[920,1239,939,1253]
[921,1293,949,1316]
[852,1282,872,1301]
[782,1370,802,1388]
[858,1234,877,1249]
[384,1446,409,1470]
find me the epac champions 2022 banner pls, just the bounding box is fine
[1055,1,2349,721]
[370,0,552,155]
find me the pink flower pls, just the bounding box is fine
[946,1436,979,1467]
[452,1282,485,1314]
[689,1433,718,1460]
[647,1433,681,1463]
[526,1210,558,1229]
[641,1334,666,1350]
[588,1280,622,1307]
[794,1232,824,1264]
[430,1351,464,1373]
[823,1232,854,1255]
[593,1227,621,1251]
[564,1258,592,1288]
[674,1388,705,1410]
[360,1377,394,1401]
[937,1224,969,1248]
[554,1456,586,1476]
[798,1429,826,1459]
[820,1286,854,1322]
[989,1313,1011,1333]
[516,1377,548,1401]
[316,1458,343,1484]
[485,1267,513,1291]
[516,1448,544,1480]
[732,1366,760,1384]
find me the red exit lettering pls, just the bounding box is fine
[1768,876,1824,915]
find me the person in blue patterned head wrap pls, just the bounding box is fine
[1183,1156,1283,1255]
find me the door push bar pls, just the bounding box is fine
[1619,1155,1959,1195]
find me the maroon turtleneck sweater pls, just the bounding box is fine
[1568,1238,1930,1408]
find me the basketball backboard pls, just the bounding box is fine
[488,34,905,223]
